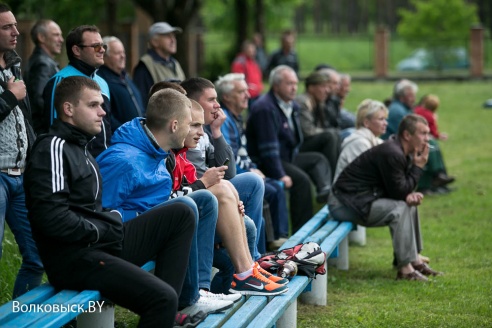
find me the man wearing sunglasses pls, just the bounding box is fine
[43,25,111,158]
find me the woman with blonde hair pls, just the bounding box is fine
[333,99,388,181]
[331,99,388,246]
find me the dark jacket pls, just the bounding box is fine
[323,96,341,129]
[24,119,123,285]
[0,50,36,154]
[43,58,112,158]
[267,49,299,75]
[24,46,59,134]
[333,137,423,218]
[97,65,144,132]
[246,89,303,179]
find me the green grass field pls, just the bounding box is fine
[298,80,492,327]
[1,81,492,327]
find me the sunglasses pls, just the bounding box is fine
[77,43,107,52]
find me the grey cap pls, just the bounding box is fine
[148,22,182,38]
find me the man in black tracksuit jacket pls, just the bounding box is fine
[24,76,195,327]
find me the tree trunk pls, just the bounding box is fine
[347,0,359,34]
[476,0,492,39]
[254,0,265,37]
[295,4,306,34]
[359,0,369,34]
[106,0,118,35]
[235,0,249,54]
[376,0,385,27]
[313,0,323,34]
[330,0,341,34]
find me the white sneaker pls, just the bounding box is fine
[199,289,242,303]
[181,296,233,315]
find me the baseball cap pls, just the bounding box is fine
[148,22,182,38]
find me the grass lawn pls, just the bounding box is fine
[298,80,492,327]
[1,81,491,327]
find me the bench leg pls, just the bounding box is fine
[77,302,114,328]
[277,298,298,328]
[337,237,350,271]
[299,262,327,306]
[349,225,366,246]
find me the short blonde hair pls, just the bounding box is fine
[420,94,440,112]
[190,99,203,112]
[146,88,191,130]
[355,99,388,129]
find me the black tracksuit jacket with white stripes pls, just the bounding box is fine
[24,119,123,285]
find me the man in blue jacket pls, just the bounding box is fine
[382,79,417,140]
[43,25,111,158]
[97,88,241,315]
[98,36,144,132]
[246,65,332,233]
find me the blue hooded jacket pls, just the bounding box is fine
[96,117,172,221]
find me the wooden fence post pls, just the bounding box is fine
[470,25,484,78]
[374,27,389,78]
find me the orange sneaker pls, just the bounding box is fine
[229,266,288,296]
[255,262,289,285]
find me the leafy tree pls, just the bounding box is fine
[397,0,479,70]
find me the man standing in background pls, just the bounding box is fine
[133,22,186,106]
[0,3,44,298]
[24,19,63,134]
[43,25,111,157]
[98,36,144,132]
[267,30,299,76]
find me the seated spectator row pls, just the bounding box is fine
[1,3,449,326]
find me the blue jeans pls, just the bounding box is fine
[165,190,218,306]
[211,215,257,294]
[0,173,44,298]
[264,178,289,239]
[243,215,257,259]
[230,172,265,259]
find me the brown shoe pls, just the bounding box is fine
[396,270,429,281]
[419,254,430,264]
[413,263,443,276]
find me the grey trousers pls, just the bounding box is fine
[329,195,423,269]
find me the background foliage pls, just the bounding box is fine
[397,0,479,71]
[5,0,492,78]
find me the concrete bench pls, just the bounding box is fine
[197,205,353,328]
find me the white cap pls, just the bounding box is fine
[148,22,182,38]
